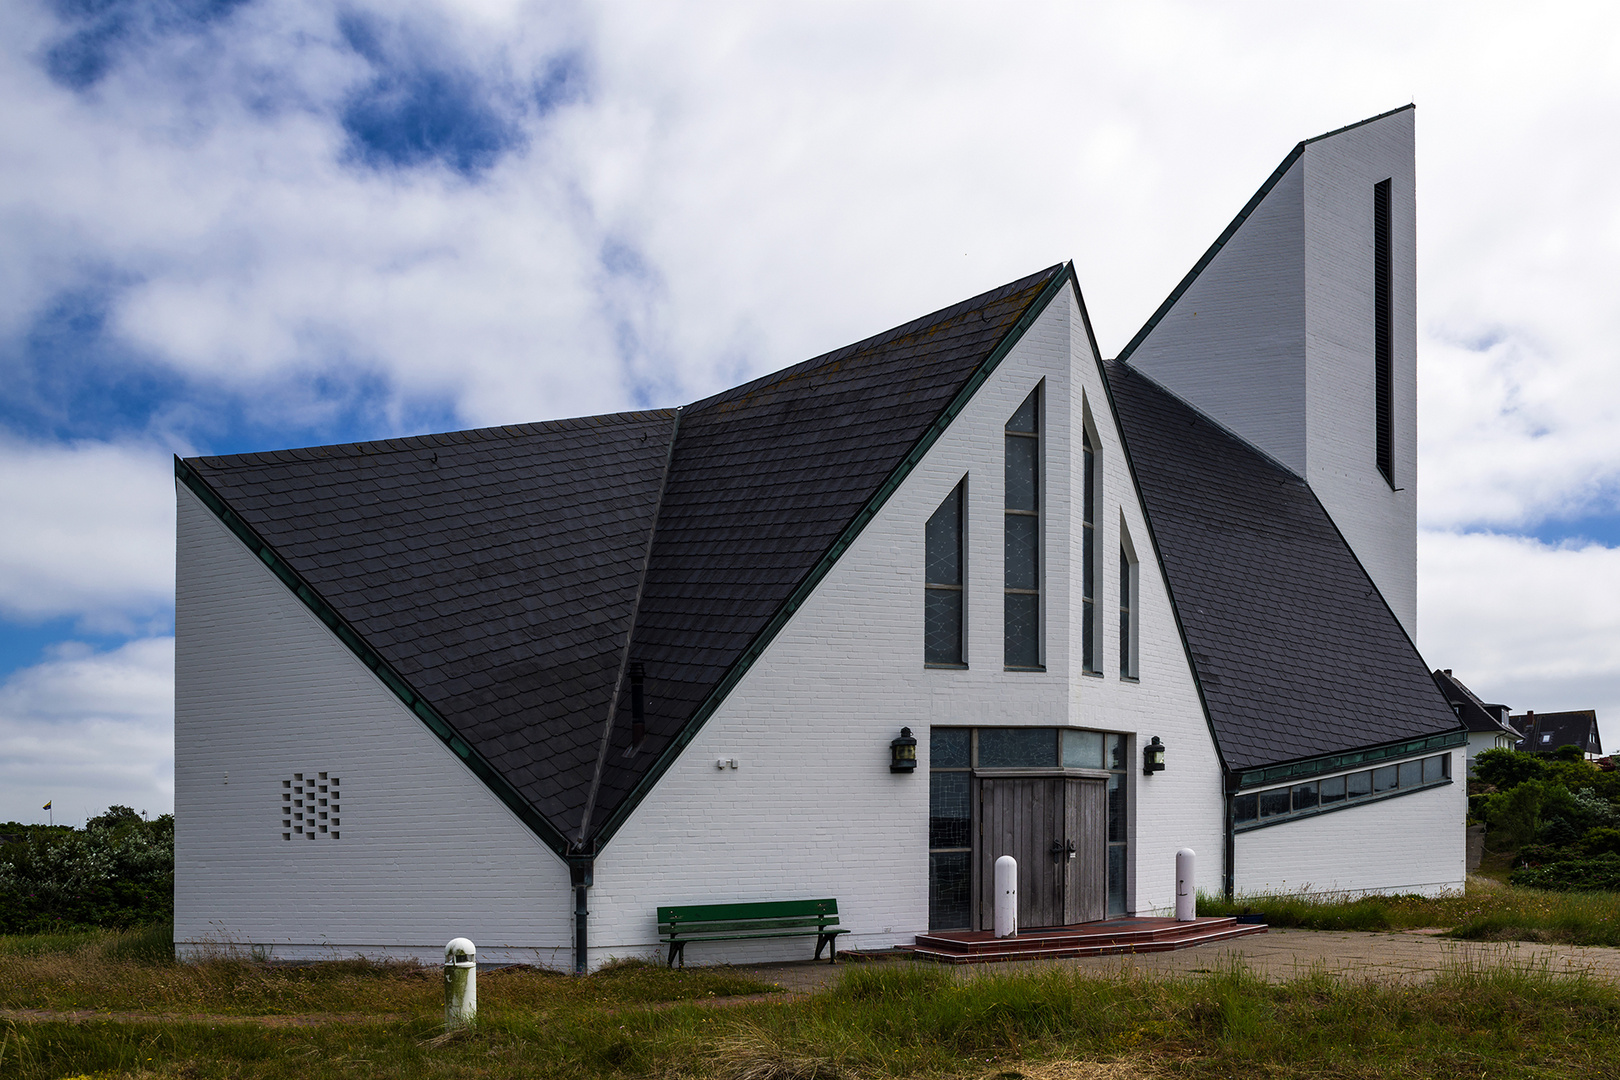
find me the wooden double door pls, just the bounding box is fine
[977,776,1106,929]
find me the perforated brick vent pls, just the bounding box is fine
[282,772,341,840]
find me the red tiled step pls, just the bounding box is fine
[908,916,1266,965]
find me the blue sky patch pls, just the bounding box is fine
[1526,510,1620,549]
[337,12,529,178]
[0,617,163,676]
[42,0,252,90]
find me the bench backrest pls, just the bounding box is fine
[658,898,839,935]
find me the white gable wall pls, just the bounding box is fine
[174,484,573,964]
[587,288,1225,968]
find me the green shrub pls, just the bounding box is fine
[0,807,173,932]
[1508,853,1620,892]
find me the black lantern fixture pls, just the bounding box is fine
[890,727,918,773]
[1143,736,1167,775]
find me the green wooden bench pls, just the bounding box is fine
[657,898,847,968]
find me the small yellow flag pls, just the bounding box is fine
[42,801,51,810]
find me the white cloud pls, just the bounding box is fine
[0,637,174,824]
[0,437,176,632]
[1419,529,1620,752]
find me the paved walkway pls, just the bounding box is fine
[734,928,1620,994]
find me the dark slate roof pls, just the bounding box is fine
[1101,358,1462,772]
[1510,710,1603,755]
[1432,669,1517,736]
[185,265,1063,850]
[186,413,678,834]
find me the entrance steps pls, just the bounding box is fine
[908,916,1266,964]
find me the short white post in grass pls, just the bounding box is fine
[994,855,1018,938]
[444,937,477,1028]
[1175,849,1196,922]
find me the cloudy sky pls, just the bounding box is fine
[2,0,1617,824]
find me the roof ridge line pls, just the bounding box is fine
[190,408,679,469]
[574,408,683,850]
[686,265,1066,414]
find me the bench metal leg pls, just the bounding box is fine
[667,941,685,969]
[815,933,837,963]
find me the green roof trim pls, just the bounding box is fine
[1229,728,1467,792]
[175,455,576,861]
[587,265,1075,851]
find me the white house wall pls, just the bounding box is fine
[589,287,1225,968]
[173,484,573,964]
[1234,763,1465,898]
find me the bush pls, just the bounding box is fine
[1508,853,1620,892]
[0,807,173,932]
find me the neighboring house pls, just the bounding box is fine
[1511,711,1604,757]
[173,105,1467,969]
[1431,669,1518,774]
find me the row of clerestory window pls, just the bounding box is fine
[925,386,1138,674]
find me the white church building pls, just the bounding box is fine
[173,106,1467,968]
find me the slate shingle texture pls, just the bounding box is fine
[1102,358,1462,772]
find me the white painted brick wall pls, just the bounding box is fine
[174,485,573,965]
[1302,110,1419,637]
[1235,763,1465,898]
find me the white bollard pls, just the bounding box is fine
[444,937,477,1028]
[1175,849,1196,922]
[994,855,1018,938]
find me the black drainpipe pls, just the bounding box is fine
[569,857,593,974]
[1221,771,1237,900]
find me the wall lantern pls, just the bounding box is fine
[890,727,918,773]
[1143,736,1167,775]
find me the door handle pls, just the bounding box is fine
[1066,839,1076,861]
[1051,839,1078,862]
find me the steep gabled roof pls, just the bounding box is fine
[1510,710,1603,756]
[181,265,1066,854]
[1101,358,1461,774]
[1432,669,1517,736]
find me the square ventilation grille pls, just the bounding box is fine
[282,772,341,840]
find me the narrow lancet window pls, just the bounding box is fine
[1119,540,1137,680]
[925,481,965,666]
[1005,389,1041,668]
[1081,427,1098,673]
[1374,177,1394,486]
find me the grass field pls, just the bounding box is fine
[4,924,1620,1078]
[1198,877,1620,947]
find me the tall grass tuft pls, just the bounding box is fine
[1199,880,1620,945]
